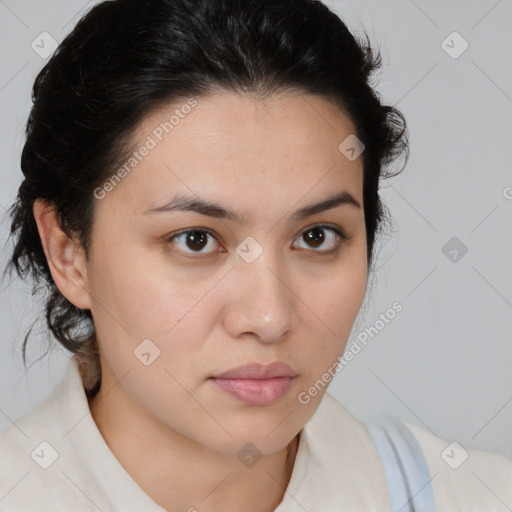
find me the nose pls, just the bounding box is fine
[222,250,298,344]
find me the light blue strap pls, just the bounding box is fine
[366,416,436,512]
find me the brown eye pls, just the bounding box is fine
[183,230,209,251]
[167,229,221,256]
[293,224,347,254]
[303,227,325,248]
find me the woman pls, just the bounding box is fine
[1,0,510,510]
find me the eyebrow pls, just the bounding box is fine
[142,190,361,224]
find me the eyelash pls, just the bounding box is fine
[163,223,348,260]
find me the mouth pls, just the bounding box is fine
[209,362,297,406]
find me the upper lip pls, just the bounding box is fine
[212,362,297,380]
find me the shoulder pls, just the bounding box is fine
[0,387,60,509]
[366,412,512,512]
[316,393,512,510]
[0,383,60,471]
[0,367,99,511]
[403,419,512,511]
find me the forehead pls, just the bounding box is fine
[97,91,364,221]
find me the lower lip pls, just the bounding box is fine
[209,376,295,406]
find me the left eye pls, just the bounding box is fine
[166,224,346,257]
[292,224,345,253]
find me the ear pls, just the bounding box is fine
[32,199,92,310]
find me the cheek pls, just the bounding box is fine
[87,243,226,382]
[88,237,200,334]
[327,265,367,333]
[296,251,367,365]
[302,247,367,327]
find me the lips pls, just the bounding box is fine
[209,362,297,406]
[212,362,297,380]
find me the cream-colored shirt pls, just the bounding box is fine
[0,356,511,511]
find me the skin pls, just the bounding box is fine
[33,91,368,512]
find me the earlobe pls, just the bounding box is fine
[32,199,92,310]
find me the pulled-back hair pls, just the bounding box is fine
[3,0,408,396]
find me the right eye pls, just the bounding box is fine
[164,228,224,258]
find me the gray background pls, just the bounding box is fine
[1,0,511,459]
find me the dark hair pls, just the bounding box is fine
[3,0,408,396]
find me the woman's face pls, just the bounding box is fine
[85,91,367,455]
